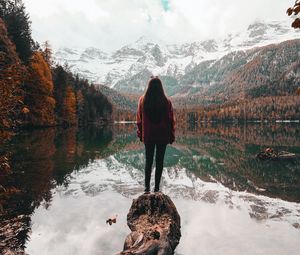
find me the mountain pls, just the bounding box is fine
[174,39,300,106]
[97,85,137,112]
[53,21,300,97]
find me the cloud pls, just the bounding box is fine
[23,0,292,51]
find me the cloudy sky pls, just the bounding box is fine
[23,0,292,51]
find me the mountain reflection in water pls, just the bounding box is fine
[0,123,299,255]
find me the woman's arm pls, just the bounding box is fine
[168,100,175,144]
[136,97,143,141]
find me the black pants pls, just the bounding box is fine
[144,143,167,192]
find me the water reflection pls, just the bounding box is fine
[175,123,300,202]
[0,123,299,254]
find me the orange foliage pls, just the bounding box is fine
[25,51,56,126]
[0,64,25,128]
[0,18,25,128]
[62,86,77,125]
[28,51,53,93]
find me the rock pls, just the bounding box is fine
[116,193,181,255]
[257,147,298,160]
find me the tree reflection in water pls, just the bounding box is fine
[0,123,299,253]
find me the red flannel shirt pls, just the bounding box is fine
[136,96,175,144]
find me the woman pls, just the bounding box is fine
[136,76,175,193]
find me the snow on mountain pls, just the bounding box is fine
[53,20,300,94]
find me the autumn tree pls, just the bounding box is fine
[53,65,113,126]
[62,86,77,125]
[1,0,113,129]
[24,51,56,126]
[0,17,25,128]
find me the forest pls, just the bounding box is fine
[0,0,112,130]
[174,95,300,127]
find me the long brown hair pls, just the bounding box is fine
[143,77,168,123]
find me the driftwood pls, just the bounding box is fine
[116,193,181,255]
[257,148,297,160]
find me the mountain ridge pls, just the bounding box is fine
[53,20,300,98]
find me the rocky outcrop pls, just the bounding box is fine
[117,193,181,255]
[257,148,298,160]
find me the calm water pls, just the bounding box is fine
[1,123,300,255]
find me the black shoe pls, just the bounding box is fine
[154,188,160,193]
[144,188,150,194]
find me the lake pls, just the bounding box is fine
[1,123,300,255]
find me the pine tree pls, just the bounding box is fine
[42,40,52,66]
[76,90,85,126]
[53,65,68,124]
[0,0,33,62]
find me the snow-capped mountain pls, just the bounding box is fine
[54,21,299,95]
